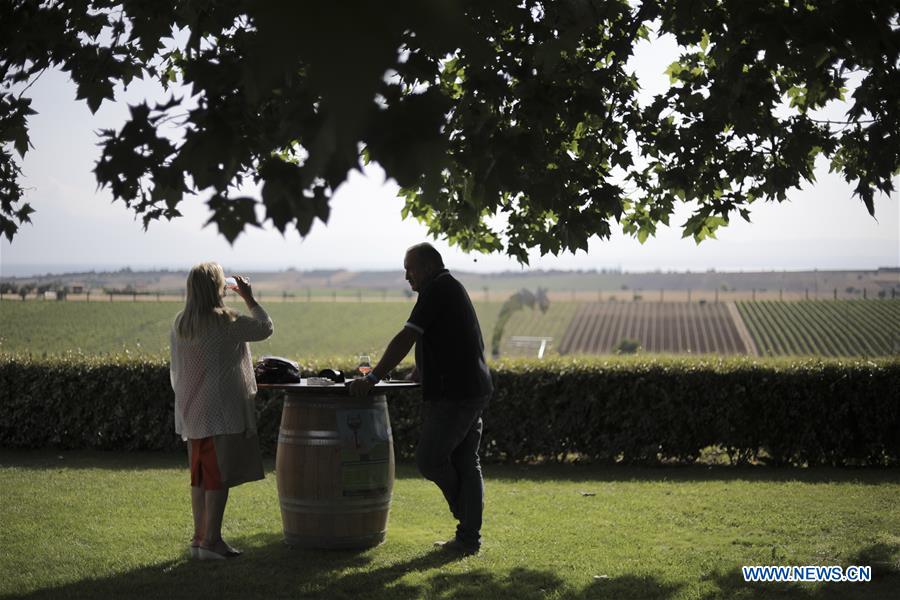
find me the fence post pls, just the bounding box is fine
[834,288,837,300]
[687,289,691,303]
[863,288,867,300]
[714,288,718,303]
[805,288,808,300]
[752,288,756,301]
[779,288,783,301]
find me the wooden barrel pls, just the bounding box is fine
[275,392,394,549]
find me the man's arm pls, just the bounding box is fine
[372,327,418,380]
[348,327,417,396]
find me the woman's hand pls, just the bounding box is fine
[233,276,257,307]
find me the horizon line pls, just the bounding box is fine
[2,263,899,279]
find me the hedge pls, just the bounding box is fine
[1,353,898,466]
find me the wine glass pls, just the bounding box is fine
[357,354,372,378]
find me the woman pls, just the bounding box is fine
[170,262,274,560]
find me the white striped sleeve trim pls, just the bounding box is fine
[404,321,424,335]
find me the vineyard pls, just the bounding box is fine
[496,302,580,357]
[556,300,900,357]
[2,298,898,359]
[557,301,752,355]
[736,300,900,357]
[0,301,503,359]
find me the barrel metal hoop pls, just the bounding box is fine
[279,429,340,439]
[278,434,342,447]
[283,398,387,410]
[281,496,392,514]
[281,495,392,507]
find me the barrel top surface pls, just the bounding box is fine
[259,379,420,397]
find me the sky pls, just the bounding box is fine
[1,32,898,278]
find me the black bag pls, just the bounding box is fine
[254,356,301,384]
[317,368,345,383]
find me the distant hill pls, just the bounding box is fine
[2,267,898,300]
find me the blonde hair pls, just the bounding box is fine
[175,262,238,339]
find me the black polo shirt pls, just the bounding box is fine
[404,270,493,404]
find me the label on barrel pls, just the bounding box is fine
[336,409,391,497]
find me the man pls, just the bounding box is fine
[350,242,493,555]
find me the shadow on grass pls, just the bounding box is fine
[3,451,898,486]
[2,533,683,600]
[698,542,900,600]
[8,541,897,599]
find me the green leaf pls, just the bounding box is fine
[637,228,649,244]
[205,195,259,243]
[75,79,115,114]
[665,61,685,84]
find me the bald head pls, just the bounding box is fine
[404,243,444,292]
[405,243,444,271]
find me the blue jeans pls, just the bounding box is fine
[415,401,485,548]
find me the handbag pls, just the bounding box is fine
[317,368,345,383]
[253,356,302,384]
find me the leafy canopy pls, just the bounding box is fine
[1,1,897,262]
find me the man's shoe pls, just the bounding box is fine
[434,538,479,555]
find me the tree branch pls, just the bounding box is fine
[16,68,46,100]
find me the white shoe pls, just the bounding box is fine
[197,546,227,560]
[197,542,242,560]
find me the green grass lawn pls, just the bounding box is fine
[1,451,898,599]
